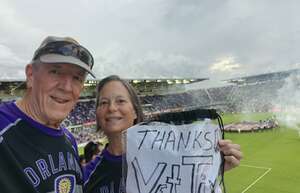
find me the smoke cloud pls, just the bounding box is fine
[273,73,300,130]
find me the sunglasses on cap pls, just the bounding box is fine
[33,41,94,69]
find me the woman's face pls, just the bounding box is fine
[96,80,137,135]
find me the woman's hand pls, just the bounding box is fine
[218,139,243,172]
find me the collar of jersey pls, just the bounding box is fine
[12,101,64,137]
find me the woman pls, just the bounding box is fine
[84,75,242,193]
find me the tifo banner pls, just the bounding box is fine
[125,119,223,193]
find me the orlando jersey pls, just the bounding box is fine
[83,148,125,193]
[0,101,83,193]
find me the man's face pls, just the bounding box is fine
[26,63,86,127]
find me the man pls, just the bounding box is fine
[0,36,95,193]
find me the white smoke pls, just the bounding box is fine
[273,72,300,130]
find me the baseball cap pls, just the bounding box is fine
[32,36,95,78]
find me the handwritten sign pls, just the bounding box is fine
[125,119,223,193]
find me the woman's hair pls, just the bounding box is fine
[84,141,100,163]
[95,75,144,131]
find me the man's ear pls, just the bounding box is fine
[25,64,34,88]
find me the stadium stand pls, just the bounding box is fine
[1,69,299,143]
[64,100,96,127]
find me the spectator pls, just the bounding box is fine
[80,154,87,167]
[84,141,101,163]
[0,36,95,193]
[83,75,243,193]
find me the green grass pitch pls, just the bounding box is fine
[223,113,300,193]
[78,146,84,156]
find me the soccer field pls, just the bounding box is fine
[223,113,300,193]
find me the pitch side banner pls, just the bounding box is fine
[125,120,223,193]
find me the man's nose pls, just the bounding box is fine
[59,75,73,91]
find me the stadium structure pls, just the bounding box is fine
[1,68,299,144]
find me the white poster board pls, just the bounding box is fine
[125,119,223,193]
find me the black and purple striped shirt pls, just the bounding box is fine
[0,101,83,193]
[83,147,125,193]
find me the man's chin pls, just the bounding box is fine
[48,113,69,124]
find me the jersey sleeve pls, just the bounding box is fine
[0,108,19,133]
[83,155,102,183]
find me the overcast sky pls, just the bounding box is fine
[0,0,299,80]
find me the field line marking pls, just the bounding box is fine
[239,164,272,193]
[240,164,271,170]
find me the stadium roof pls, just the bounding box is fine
[185,79,235,90]
[226,68,300,85]
[129,78,208,85]
[0,78,208,91]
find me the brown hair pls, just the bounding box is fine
[95,75,144,131]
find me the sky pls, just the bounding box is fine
[0,0,299,80]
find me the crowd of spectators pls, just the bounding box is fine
[141,90,211,114]
[64,100,96,127]
[72,127,104,144]
[226,81,284,113]
[140,79,284,115]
